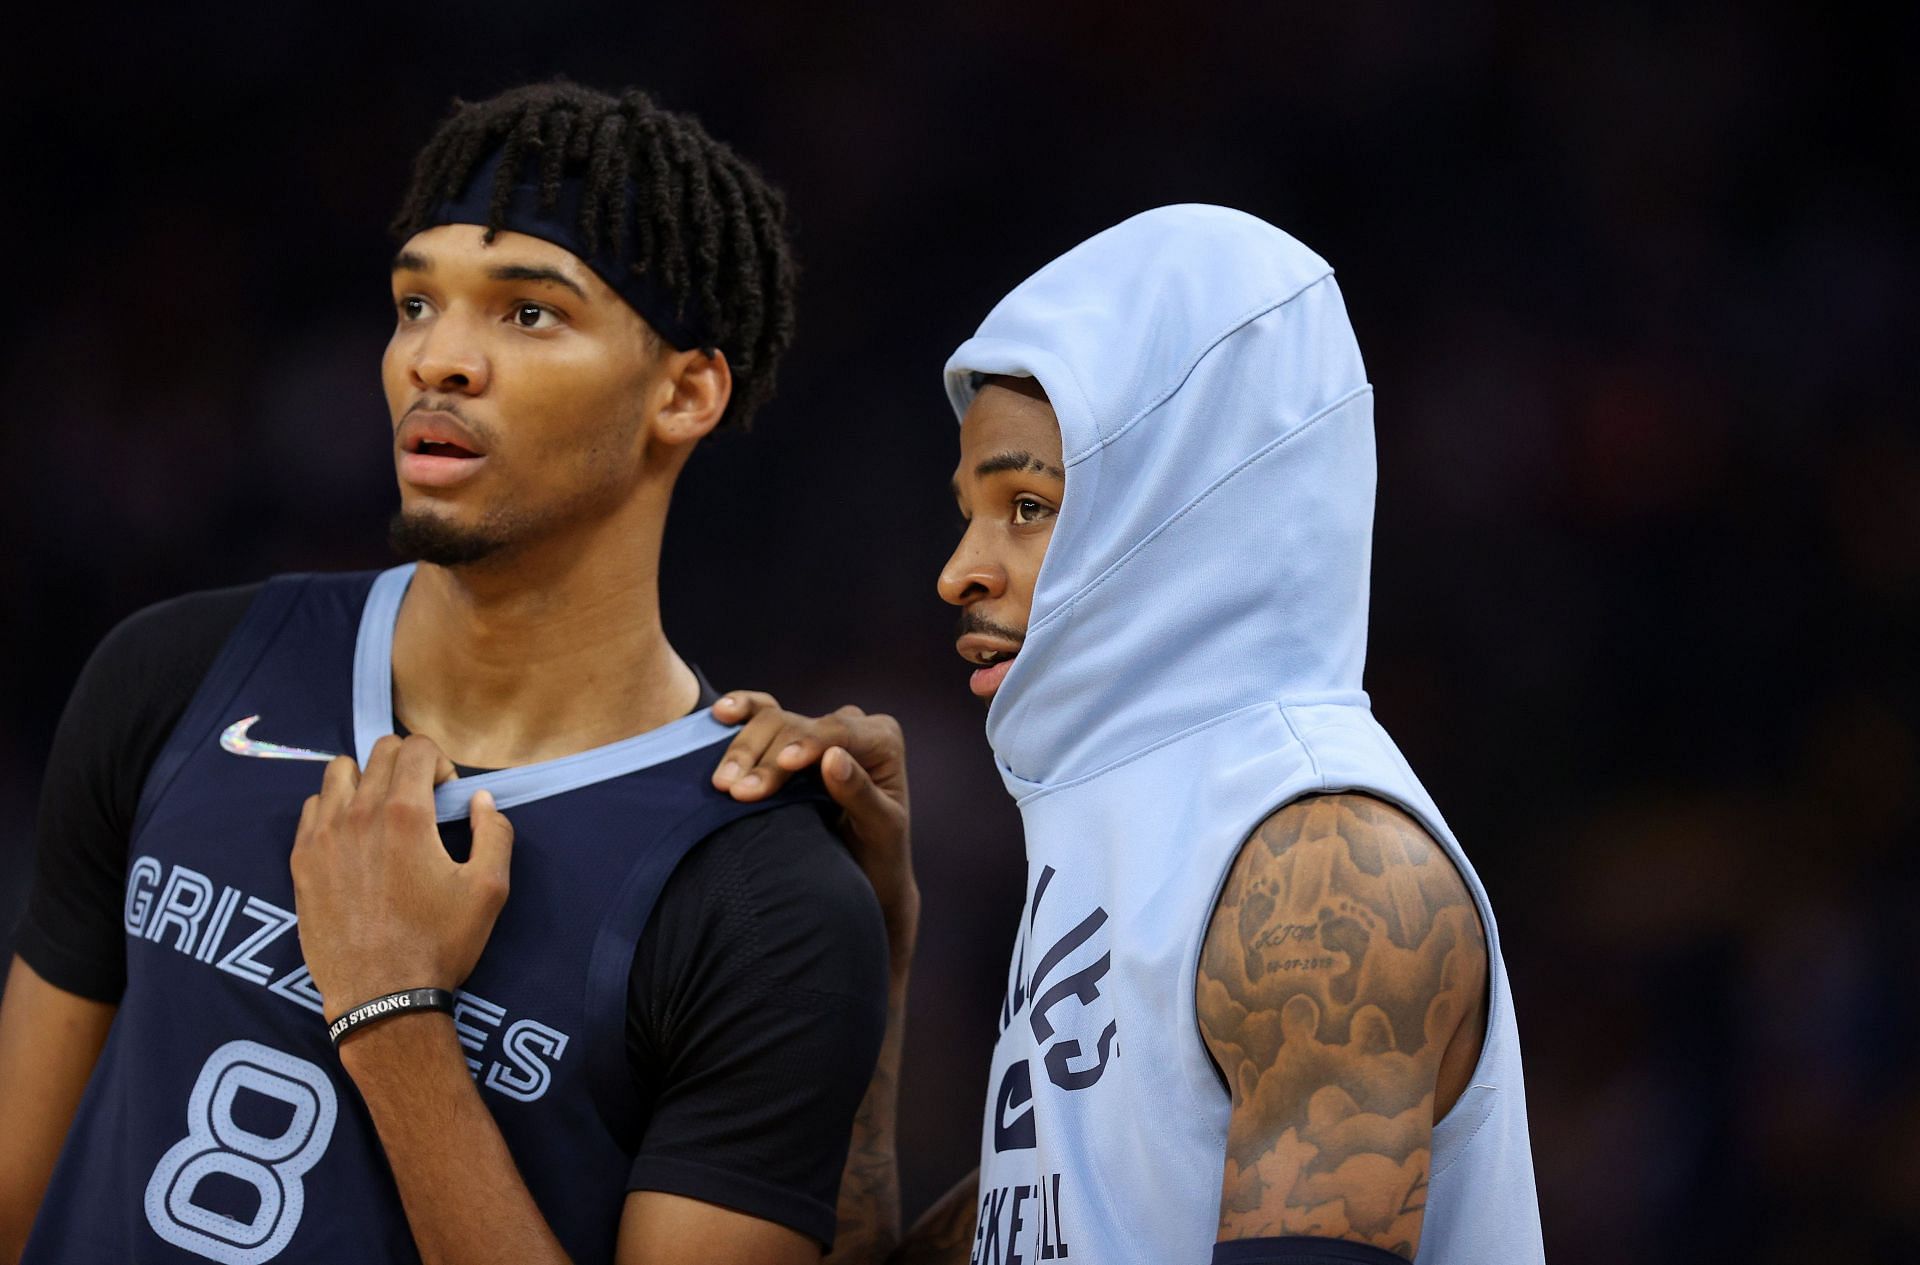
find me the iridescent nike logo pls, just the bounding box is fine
[219,716,339,763]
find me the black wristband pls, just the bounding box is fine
[326,988,455,1048]
[1212,1239,1410,1264]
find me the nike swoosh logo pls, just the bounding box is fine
[219,716,340,763]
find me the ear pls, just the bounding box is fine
[650,346,732,448]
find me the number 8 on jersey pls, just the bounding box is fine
[143,1041,338,1264]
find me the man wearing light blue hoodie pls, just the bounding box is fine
[717,205,1545,1264]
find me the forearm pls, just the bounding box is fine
[339,1012,570,1265]
[0,958,115,1263]
[888,1170,978,1265]
[826,966,909,1265]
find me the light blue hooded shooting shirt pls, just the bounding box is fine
[946,205,1544,1264]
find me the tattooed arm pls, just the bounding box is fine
[826,976,978,1265]
[825,959,910,1265]
[1196,794,1488,1259]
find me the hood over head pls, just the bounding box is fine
[944,204,1377,791]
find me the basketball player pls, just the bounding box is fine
[713,206,1546,1262]
[0,84,891,1263]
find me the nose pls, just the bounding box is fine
[938,526,1007,607]
[409,312,489,396]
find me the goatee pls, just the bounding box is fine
[387,508,513,567]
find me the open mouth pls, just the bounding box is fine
[969,654,1016,699]
[397,438,488,488]
[956,632,1022,700]
[409,438,482,459]
[396,409,491,488]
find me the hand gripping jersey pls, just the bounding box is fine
[25,565,820,1265]
[945,206,1545,1264]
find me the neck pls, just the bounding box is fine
[388,490,698,769]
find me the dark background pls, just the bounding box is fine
[2,3,1915,1260]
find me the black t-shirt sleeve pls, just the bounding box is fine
[625,802,890,1248]
[15,585,259,1001]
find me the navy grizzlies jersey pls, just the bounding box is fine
[25,566,824,1264]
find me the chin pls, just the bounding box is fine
[386,507,514,567]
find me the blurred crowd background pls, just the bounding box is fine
[2,3,1913,1260]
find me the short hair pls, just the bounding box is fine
[391,81,798,430]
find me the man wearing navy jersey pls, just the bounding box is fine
[0,83,889,1264]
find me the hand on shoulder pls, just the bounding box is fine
[709,692,916,970]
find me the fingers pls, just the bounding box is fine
[711,690,780,726]
[355,734,402,807]
[724,726,834,798]
[320,753,361,811]
[823,746,866,803]
[709,701,907,813]
[823,745,908,863]
[713,704,841,800]
[321,738,448,858]
[292,794,321,871]
[391,734,448,808]
[466,789,515,908]
[832,709,905,781]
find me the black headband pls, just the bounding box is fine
[422,147,712,351]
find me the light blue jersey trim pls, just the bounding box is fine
[351,566,413,769]
[352,564,736,823]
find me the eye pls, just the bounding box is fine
[512,302,560,329]
[397,296,431,321]
[1013,497,1054,526]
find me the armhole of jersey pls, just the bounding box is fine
[1190,788,1320,1101]
[581,776,835,1152]
[129,575,313,842]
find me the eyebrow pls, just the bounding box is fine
[389,251,589,301]
[976,450,1065,481]
[951,449,1067,501]
[485,263,588,300]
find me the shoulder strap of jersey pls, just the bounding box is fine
[131,574,315,840]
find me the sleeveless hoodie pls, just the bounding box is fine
[945,205,1544,1264]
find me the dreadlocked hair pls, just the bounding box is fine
[391,82,797,430]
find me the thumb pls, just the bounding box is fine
[467,790,515,889]
[824,746,902,856]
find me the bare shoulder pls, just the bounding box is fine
[1195,793,1487,1254]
